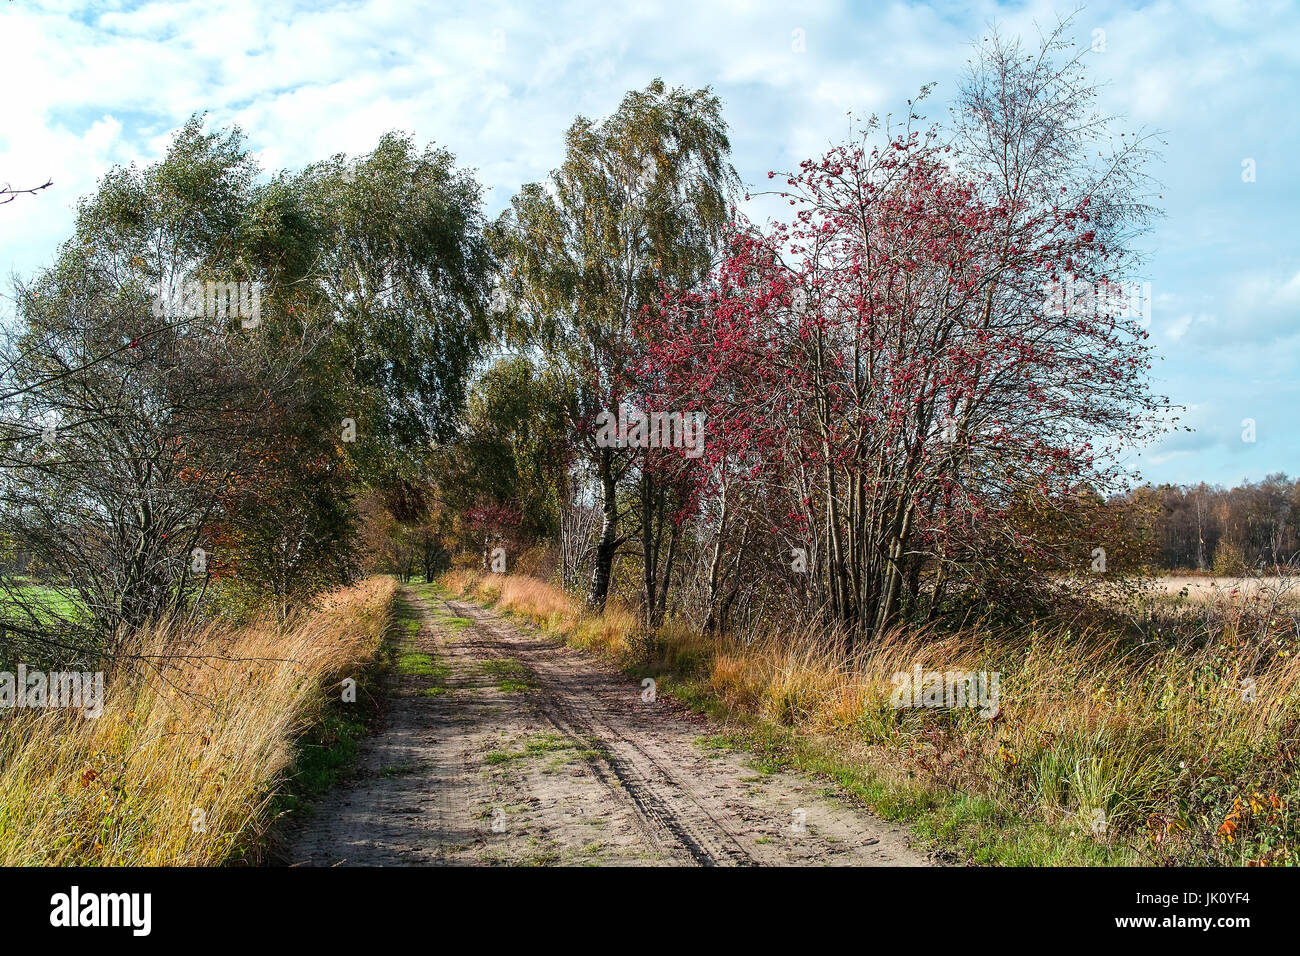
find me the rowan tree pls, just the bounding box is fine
[645,26,1170,640]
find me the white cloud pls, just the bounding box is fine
[1165,311,1215,342]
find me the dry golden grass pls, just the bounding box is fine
[0,576,396,866]
[446,570,1300,864]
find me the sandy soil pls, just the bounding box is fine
[283,585,927,867]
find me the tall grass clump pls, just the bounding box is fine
[0,576,397,865]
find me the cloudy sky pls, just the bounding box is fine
[1,0,1296,488]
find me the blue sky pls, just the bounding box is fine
[1,0,1296,488]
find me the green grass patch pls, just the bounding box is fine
[479,658,535,693]
[380,763,424,778]
[0,580,86,661]
[397,651,440,677]
[484,733,575,765]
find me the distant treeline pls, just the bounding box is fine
[1108,475,1300,573]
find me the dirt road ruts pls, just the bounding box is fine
[284,584,927,867]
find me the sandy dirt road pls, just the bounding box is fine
[284,584,926,867]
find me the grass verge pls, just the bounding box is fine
[0,576,398,865]
[269,585,404,830]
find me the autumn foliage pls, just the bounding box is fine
[640,88,1166,639]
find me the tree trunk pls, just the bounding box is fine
[587,447,618,611]
[641,469,658,627]
[653,516,678,627]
